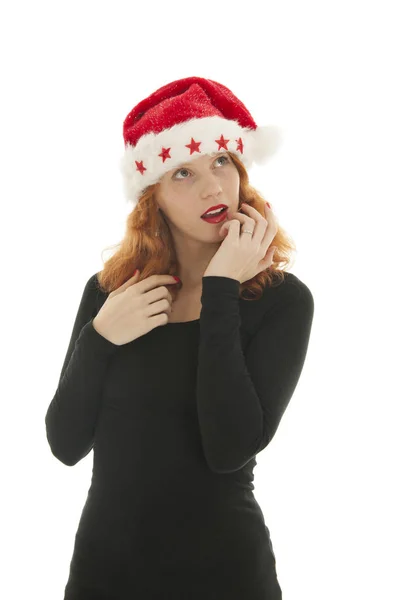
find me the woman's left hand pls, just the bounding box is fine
[203,202,278,284]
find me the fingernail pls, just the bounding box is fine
[266,202,271,209]
[173,276,181,283]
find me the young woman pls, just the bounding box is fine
[45,76,314,599]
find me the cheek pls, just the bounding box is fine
[171,201,194,226]
[172,189,195,213]
[224,170,240,191]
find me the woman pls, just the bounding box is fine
[45,76,314,599]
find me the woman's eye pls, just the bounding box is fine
[215,155,229,167]
[173,154,229,180]
[174,168,190,179]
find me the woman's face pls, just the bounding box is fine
[154,152,240,239]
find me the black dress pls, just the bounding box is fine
[45,271,314,599]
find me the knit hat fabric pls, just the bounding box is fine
[120,76,283,207]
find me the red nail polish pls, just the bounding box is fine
[173,276,181,283]
[266,202,271,209]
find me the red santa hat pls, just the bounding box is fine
[120,76,283,207]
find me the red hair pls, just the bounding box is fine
[97,152,296,302]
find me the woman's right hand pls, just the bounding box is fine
[92,271,179,346]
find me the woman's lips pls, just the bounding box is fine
[201,208,228,224]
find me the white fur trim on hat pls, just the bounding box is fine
[119,115,283,206]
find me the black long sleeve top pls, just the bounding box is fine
[45,271,314,599]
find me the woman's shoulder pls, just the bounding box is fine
[277,271,314,304]
[240,270,314,334]
[82,272,109,316]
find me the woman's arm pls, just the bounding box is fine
[44,274,118,466]
[196,274,314,474]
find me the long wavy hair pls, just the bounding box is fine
[97,151,296,302]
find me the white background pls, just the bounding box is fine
[1,1,399,598]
